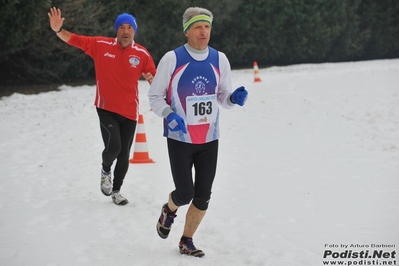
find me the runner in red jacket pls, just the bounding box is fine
[48,7,156,205]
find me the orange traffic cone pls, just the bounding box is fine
[253,61,262,82]
[129,114,155,164]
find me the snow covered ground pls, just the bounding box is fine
[1,59,398,266]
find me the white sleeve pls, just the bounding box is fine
[148,51,176,118]
[217,51,235,109]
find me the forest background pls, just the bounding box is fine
[0,0,398,94]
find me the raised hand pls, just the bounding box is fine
[48,7,65,32]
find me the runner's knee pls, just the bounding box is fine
[172,189,194,206]
[192,193,211,211]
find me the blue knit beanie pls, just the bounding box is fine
[114,13,138,33]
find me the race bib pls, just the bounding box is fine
[186,94,218,125]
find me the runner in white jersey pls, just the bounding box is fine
[148,6,248,257]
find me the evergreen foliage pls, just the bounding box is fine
[0,0,398,87]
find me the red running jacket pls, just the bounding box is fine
[67,34,156,121]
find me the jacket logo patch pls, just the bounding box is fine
[129,57,140,67]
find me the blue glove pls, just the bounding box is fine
[231,86,248,106]
[166,113,187,133]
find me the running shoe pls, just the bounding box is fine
[111,190,129,205]
[101,169,112,196]
[179,237,205,257]
[156,203,177,239]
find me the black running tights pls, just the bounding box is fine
[167,138,218,210]
[97,108,137,191]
